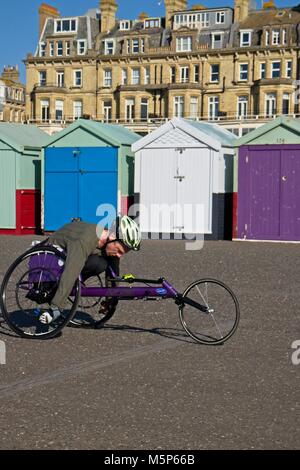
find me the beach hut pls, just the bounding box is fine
[43,119,140,231]
[0,123,48,235]
[234,116,300,241]
[132,118,237,239]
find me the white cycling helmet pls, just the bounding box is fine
[119,216,141,251]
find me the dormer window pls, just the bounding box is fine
[211,32,223,49]
[176,36,192,52]
[120,20,131,31]
[144,18,161,29]
[240,30,252,47]
[216,11,225,24]
[55,19,77,33]
[39,42,46,57]
[77,40,87,55]
[104,39,115,55]
[272,29,280,45]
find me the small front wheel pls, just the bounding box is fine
[179,279,240,345]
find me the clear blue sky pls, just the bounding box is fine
[0,0,297,83]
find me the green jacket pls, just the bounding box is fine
[49,221,104,257]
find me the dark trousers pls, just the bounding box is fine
[81,255,120,282]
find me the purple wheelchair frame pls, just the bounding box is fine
[79,267,179,302]
[77,267,207,313]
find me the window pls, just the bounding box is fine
[55,100,64,121]
[57,41,63,56]
[104,39,115,55]
[272,29,280,45]
[122,69,128,85]
[240,31,252,47]
[141,38,145,53]
[132,68,140,85]
[216,11,225,24]
[200,12,209,27]
[260,62,266,79]
[180,66,189,83]
[41,99,50,122]
[39,71,47,86]
[212,33,223,49]
[286,60,292,78]
[141,98,149,120]
[265,93,276,117]
[174,96,184,117]
[132,39,139,53]
[210,64,219,83]
[265,30,270,46]
[40,42,46,57]
[176,37,192,52]
[66,41,71,56]
[239,64,248,81]
[49,42,54,57]
[77,40,87,55]
[271,61,281,78]
[56,71,65,87]
[208,96,219,120]
[174,12,209,28]
[125,98,135,121]
[190,96,198,119]
[104,69,112,87]
[144,18,161,28]
[74,70,82,87]
[237,96,248,119]
[194,64,199,83]
[170,66,176,84]
[103,100,112,122]
[73,101,83,119]
[282,93,290,115]
[55,19,77,33]
[120,20,130,30]
[144,67,150,85]
[282,29,287,45]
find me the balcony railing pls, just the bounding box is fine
[26,112,300,128]
[34,83,67,90]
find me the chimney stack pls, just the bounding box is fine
[39,3,60,38]
[100,0,118,33]
[234,0,251,22]
[165,0,187,29]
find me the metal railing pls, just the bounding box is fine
[26,113,300,127]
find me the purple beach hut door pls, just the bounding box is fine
[238,145,300,241]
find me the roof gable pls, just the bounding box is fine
[132,118,237,152]
[44,119,140,148]
[235,116,300,146]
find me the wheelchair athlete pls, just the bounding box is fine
[39,216,141,325]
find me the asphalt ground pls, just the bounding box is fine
[0,235,299,450]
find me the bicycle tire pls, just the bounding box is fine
[0,246,80,340]
[179,278,240,345]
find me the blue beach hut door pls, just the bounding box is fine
[45,147,118,231]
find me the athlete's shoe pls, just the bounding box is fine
[39,308,61,325]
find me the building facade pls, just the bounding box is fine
[25,1,300,134]
[0,66,25,123]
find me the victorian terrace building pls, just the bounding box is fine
[25,1,300,133]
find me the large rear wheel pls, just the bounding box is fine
[0,247,80,340]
